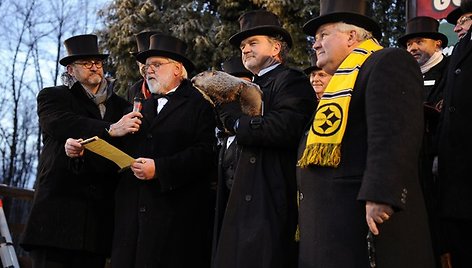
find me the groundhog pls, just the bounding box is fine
[191,70,263,116]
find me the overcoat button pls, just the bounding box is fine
[449,106,456,113]
[245,195,252,201]
[147,133,153,139]
[454,68,461,75]
[249,157,256,164]
[139,206,146,213]
[401,198,406,204]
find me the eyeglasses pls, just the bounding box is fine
[144,61,173,72]
[74,60,103,69]
[457,15,472,26]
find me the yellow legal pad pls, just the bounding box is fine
[80,136,135,170]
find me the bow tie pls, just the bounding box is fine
[152,92,174,100]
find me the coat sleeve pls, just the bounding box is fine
[236,70,317,149]
[37,86,113,142]
[357,48,424,211]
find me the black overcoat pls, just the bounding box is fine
[438,29,472,221]
[419,55,448,259]
[21,82,130,256]
[297,48,435,268]
[212,65,317,268]
[111,80,216,268]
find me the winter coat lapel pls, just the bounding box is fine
[150,81,190,128]
[69,83,102,119]
[140,96,157,128]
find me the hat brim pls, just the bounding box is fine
[59,54,108,66]
[446,7,462,24]
[135,50,195,72]
[397,32,448,48]
[303,65,321,75]
[229,71,253,78]
[303,12,382,41]
[229,26,293,48]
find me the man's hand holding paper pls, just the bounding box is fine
[65,136,135,170]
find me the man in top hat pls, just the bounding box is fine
[297,1,435,267]
[398,16,448,105]
[437,1,472,267]
[127,30,161,102]
[303,53,332,100]
[20,34,141,268]
[398,16,449,266]
[211,10,316,268]
[110,33,216,268]
[447,0,472,39]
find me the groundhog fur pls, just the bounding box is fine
[191,70,263,116]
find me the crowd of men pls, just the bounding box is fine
[18,0,472,267]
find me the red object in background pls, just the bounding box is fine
[411,0,459,20]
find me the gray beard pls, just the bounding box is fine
[147,79,164,94]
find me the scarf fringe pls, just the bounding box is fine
[297,143,341,168]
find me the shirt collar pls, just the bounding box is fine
[258,63,280,76]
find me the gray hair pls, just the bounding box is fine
[334,22,375,42]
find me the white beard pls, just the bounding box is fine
[147,79,165,94]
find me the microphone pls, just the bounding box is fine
[133,96,143,112]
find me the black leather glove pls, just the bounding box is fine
[215,101,243,135]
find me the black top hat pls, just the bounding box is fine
[303,0,382,41]
[136,34,195,72]
[222,56,253,78]
[229,10,293,48]
[59,34,108,66]
[446,0,472,24]
[398,16,448,48]
[303,53,322,75]
[131,30,161,57]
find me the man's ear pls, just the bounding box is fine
[347,30,358,46]
[173,62,182,77]
[66,65,74,75]
[272,41,281,57]
[435,40,442,51]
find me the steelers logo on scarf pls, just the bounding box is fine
[312,103,343,136]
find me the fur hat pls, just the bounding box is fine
[303,53,322,75]
[136,33,195,72]
[229,10,293,48]
[446,0,472,25]
[303,0,382,41]
[398,16,448,48]
[131,30,161,57]
[59,34,108,66]
[222,56,252,78]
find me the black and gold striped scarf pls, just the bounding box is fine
[298,39,383,168]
